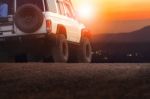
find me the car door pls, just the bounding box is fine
[55,0,81,43]
[45,0,81,43]
[62,2,81,43]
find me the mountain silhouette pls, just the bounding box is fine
[94,26,150,43]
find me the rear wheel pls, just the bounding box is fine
[78,37,92,63]
[51,34,69,63]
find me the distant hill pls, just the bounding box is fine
[94,26,150,43]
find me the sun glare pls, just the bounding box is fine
[77,4,93,19]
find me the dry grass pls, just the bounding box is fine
[0,63,150,99]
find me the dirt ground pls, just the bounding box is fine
[0,63,150,99]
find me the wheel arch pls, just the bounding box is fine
[81,28,92,40]
[56,24,67,38]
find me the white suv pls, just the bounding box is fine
[0,0,92,62]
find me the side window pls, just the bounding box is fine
[57,1,65,15]
[64,3,74,18]
[46,0,57,13]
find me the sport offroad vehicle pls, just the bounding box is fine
[0,0,92,62]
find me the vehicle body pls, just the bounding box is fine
[0,0,92,62]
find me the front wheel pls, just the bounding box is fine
[78,37,92,63]
[51,34,69,63]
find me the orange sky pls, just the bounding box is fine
[102,0,150,20]
[72,0,150,33]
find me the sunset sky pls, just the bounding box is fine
[72,0,150,34]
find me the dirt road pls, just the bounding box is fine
[0,63,150,99]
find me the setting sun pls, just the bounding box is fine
[76,4,93,19]
[72,0,150,33]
